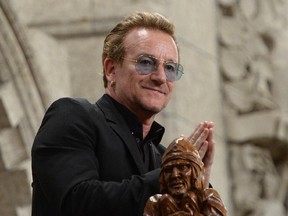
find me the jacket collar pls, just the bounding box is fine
[95,94,147,173]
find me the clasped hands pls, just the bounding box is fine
[180,121,215,189]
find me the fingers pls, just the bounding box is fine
[187,123,203,143]
[198,141,208,160]
[185,121,215,184]
[206,121,214,129]
[195,128,209,150]
[201,128,215,188]
[187,122,208,145]
[203,128,215,166]
[187,121,214,150]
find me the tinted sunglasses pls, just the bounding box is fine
[123,54,184,81]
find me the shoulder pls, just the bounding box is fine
[144,194,162,216]
[40,97,98,128]
[147,194,163,203]
[201,188,227,215]
[50,97,93,110]
[46,97,98,117]
[202,188,221,199]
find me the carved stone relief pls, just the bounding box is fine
[230,143,288,216]
[0,0,44,215]
[1,0,288,215]
[218,0,288,215]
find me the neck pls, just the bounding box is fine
[129,107,156,139]
[105,89,156,139]
[142,118,154,138]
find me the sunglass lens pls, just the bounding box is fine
[136,56,155,75]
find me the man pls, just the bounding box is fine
[31,11,215,216]
[143,137,227,216]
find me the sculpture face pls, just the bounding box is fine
[144,137,227,216]
[163,159,192,198]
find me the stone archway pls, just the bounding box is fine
[0,0,44,215]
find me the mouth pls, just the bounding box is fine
[143,86,166,95]
[169,181,184,189]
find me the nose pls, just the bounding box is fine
[171,167,180,178]
[150,63,167,83]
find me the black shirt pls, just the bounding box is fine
[105,94,164,172]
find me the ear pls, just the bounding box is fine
[103,58,117,83]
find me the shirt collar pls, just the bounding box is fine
[104,94,165,145]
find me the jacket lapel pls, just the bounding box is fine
[96,96,146,174]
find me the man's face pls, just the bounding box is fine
[163,159,192,198]
[107,28,178,118]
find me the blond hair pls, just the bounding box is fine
[102,11,178,87]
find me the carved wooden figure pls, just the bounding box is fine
[144,137,227,216]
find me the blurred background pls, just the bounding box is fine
[0,0,287,215]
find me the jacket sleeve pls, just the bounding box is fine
[32,98,161,216]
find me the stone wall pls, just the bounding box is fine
[0,0,44,215]
[1,0,229,215]
[2,0,288,215]
[218,0,288,215]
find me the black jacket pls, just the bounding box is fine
[31,95,166,216]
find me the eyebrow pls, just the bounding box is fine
[164,163,191,168]
[137,53,178,63]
